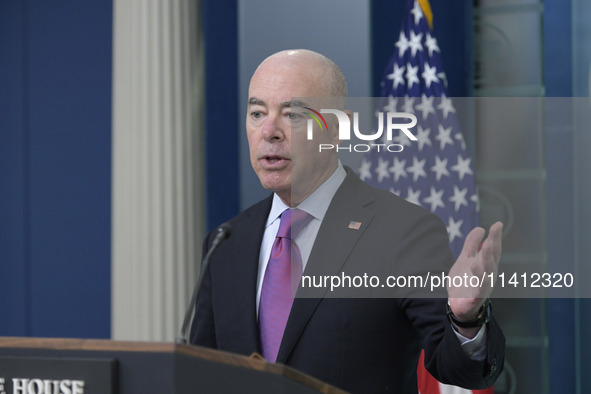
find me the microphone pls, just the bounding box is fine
[176,222,233,344]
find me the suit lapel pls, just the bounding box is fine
[222,195,272,354]
[276,171,376,363]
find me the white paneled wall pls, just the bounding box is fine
[111,0,204,341]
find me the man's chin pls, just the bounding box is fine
[259,177,291,195]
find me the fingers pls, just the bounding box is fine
[489,221,503,245]
[481,221,503,263]
[461,226,486,259]
[449,222,504,300]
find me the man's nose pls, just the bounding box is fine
[261,113,284,141]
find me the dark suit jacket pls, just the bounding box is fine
[191,169,504,393]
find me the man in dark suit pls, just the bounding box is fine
[191,49,504,393]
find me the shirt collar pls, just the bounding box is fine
[266,161,347,227]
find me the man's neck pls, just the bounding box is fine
[276,161,343,207]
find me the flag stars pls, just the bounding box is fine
[455,132,467,150]
[446,217,464,242]
[449,186,469,212]
[424,33,440,57]
[406,157,427,182]
[471,193,480,212]
[415,126,432,151]
[415,95,435,120]
[408,31,424,57]
[391,130,414,148]
[437,95,455,119]
[375,157,391,183]
[406,63,420,88]
[387,64,406,90]
[431,155,450,181]
[382,96,399,113]
[451,155,474,180]
[396,32,409,57]
[421,63,440,88]
[405,187,422,206]
[410,0,424,25]
[402,96,416,114]
[423,187,445,213]
[358,158,372,181]
[436,125,454,150]
[438,72,448,88]
[389,157,407,182]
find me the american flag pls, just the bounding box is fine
[360,2,492,393]
[358,0,479,259]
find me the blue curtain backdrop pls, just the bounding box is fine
[203,0,240,232]
[0,0,112,338]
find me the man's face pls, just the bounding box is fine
[246,54,340,206]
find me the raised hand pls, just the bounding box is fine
[447,222,503,337]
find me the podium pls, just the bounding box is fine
[0,337,347,393]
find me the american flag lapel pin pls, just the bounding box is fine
[348,221,362,230]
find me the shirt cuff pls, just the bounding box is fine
[452,323,487,361]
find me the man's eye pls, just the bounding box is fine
[288,112,302,120]
[251,111,262,119]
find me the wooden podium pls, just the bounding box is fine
[0,337,347,393]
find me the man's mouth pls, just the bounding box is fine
[261,155,290,168]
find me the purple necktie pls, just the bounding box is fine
[259,208,312,362]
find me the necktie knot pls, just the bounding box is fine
[276,209,313,240]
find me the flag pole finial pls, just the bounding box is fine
[417,0,433,30]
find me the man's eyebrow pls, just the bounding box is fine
[248,98,309,109]
[279,100,307,108]
[248,97,265,106]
